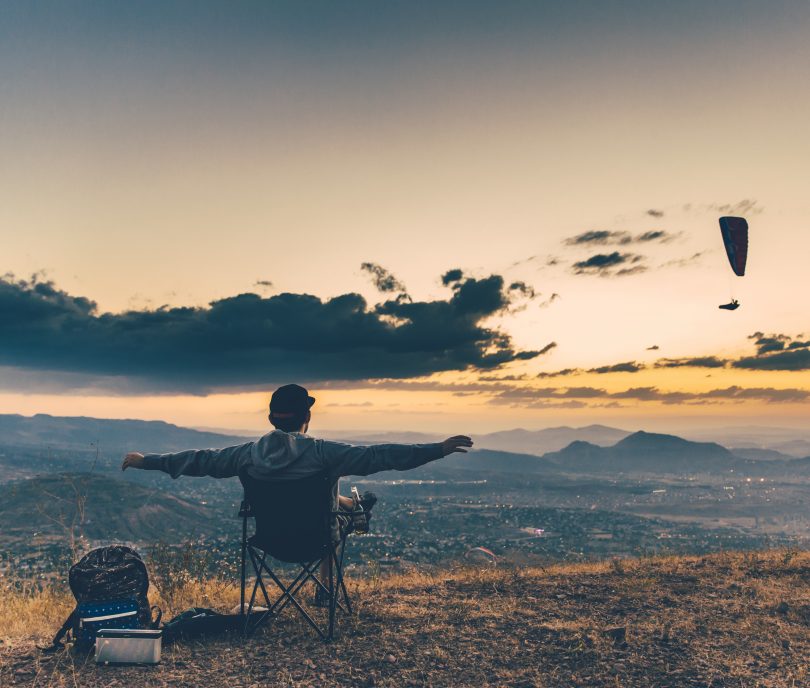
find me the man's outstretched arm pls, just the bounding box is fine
[122,441,254,479]
[317,435,473,477]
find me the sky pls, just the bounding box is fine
[1,1,809,435]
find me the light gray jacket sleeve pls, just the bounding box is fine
[316,440,445,478]
[142,442,254,479]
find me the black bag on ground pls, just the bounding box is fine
[161,608,241,643]
[48,545,160,652]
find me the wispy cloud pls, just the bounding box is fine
[564,230,677,247]
[572,252,647,277]
[654,356,728,369]
[489,384,810,407]
[587,361,644,374]
[361,262,408,294]
[659,252,705,269]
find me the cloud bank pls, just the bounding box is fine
[0,271,543,393]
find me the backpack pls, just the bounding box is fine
[49,545,160,652]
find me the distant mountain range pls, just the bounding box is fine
[0,415,630,458]
[331,424,631,455]
[2,414,809,480]
[685,426,810,458]
[543,431,738,474]
[0,413,250,452]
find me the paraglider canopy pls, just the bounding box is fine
[719,216,748,277]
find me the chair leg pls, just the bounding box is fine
[253,556,328,640]
[266,561,317,617]
[336,538,353,615]
[240,542,352,641]
[240,516,247,620]
[328,545,336,641]
[245,548,274,634]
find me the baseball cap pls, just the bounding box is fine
[269,384,316,420]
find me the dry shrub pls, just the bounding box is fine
[0,578,73,643]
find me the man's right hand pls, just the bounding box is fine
[441,436,473,456]
[122,452,145,471]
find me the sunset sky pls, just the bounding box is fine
[1,1,809,435]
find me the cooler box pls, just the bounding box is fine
[95,628,162,664]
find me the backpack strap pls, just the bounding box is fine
[42,609,76,653]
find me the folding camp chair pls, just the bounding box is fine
[238,470,353,640]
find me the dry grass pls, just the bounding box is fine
[4,549,810,686]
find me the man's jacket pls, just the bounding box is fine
[143,430,445,481]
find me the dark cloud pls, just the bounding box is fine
[573,252,629,270]
[254,280,273,288]
[489,384,810,407]
[655,356,728,369]
[360,262,408,294]
[647,345,659,351]
[508,281,537,299]
[565,230,632,246]
[636,230,672,243]
[731,332,810,371]
[588,362,644,374]
[441,269,464,286]
[536,368,579,379]
[320,377,810,408]
[646,209,665,218]
[506,281,543,313]
[564,230,675,248]
[748,332,791,355]
[574,332,810,374]
[572,252,647,277]
[0,272,543,393]
[538,342,557,356]
[734,349,810,372]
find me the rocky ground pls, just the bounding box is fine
[3,550,810,687]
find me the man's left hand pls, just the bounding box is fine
[122,452,145,471]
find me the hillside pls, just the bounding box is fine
[546,431,739,474]
[0,413,250,452]
[2,550,810,686]
[476,424,631,455]
[332,424,631,456]
[0,473,218,543]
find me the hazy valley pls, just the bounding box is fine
[2,414,810,581]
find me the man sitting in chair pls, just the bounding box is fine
[122,383,473,606]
